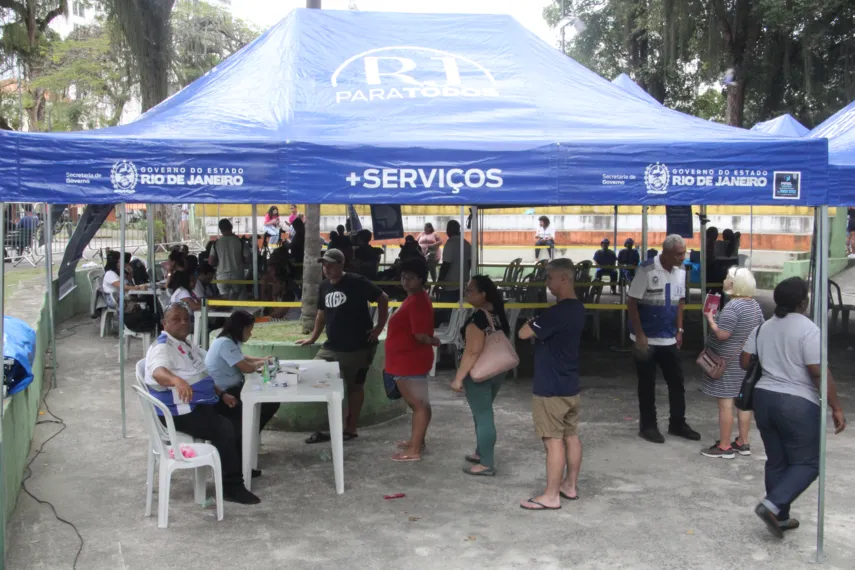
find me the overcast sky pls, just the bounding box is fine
[229,0,558,45]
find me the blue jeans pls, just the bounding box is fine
[753,388,820,520]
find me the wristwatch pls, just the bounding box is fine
[677,328,685,333]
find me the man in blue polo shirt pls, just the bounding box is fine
[518,258,586,511]
[627,234,701,444]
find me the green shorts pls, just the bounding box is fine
[314,345,378,389]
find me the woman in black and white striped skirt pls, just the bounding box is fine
[700,267,765,459]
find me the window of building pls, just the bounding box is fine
[72,1,85,18]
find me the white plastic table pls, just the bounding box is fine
[241,360,345,493]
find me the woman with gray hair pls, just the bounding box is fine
[700,267,764,459]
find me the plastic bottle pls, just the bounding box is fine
[262,360,270,383]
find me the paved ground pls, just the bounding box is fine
[6,301,855,569]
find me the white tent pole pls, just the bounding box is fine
[119,204,127,438]
[147,205,156,298]
[816,205,829,562]
[252,204,259,299]
[641,206,648,260]
[44,203,57,388]
[471,206,479,274]
[700,205,708,339]
[459,206,465,310]
[749,205,754,262]
[0,202,6,565]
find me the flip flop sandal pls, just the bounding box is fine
[463,466,495,476]
[305,431,331,444]
[464,454,481,464]
[343,432,359,441]
[391,453,422,462]
[559,491,580,500]
[520,498,561,511]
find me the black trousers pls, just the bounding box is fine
[634,344,686,429]
[215,384,281,435]
[170,405,244,487]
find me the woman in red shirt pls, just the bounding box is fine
[385,258,440,462]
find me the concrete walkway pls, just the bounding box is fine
[6,312,855,570]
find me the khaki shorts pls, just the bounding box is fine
[532,395,581,439]
[315,345,377,389]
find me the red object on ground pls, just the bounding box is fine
[384,493,406,500]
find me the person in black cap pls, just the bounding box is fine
[618,238,641,284]
[297,248,389,444]
[593,238,618,294]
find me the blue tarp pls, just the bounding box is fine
[611,73,661,106]
[3,316,36,395]
[0,9,829,206]
[810,100,855,206]
[751,114,809,137]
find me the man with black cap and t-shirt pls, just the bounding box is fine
[297,248,389,444]
[593,238,618,294]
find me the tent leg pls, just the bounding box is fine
[641,206,648,259]
[459,206,465,311]
[700,205,708,339]
[147,205,156,299]
[119,204,127,439]
[471,206,479,275]
[816,205,829,563]
[749,205,754,264]
[252,204,259,299]
[0,202,6,567]
[44,203,57,388]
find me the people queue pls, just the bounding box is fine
[139,229,845,537]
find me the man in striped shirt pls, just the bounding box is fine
[627,235,701,445]
[145,302,260,505]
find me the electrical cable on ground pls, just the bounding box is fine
[18,353,84,569]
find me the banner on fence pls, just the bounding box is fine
[370,205,404,240]
[665,206,694,239]
[57,204,114,300]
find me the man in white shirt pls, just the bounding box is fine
[436,220,470,325]
[627,234,700,444]
[145,302,260,504]
[209,219,249,299]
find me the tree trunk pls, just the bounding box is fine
[725,78,746,127]
[301,204,323,333]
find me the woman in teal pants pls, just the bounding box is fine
[451,275,511,476]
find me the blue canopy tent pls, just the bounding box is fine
[751,114,810,137]
[0,9,829,206]
[611,73,662,106]
[810,100,855,206]
[0,9,836,561]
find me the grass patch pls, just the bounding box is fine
[3,268,43,297]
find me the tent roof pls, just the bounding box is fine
[0,9,827,205]
[810,100,855,205]
[751,114,809,137]
[611,73,661,106]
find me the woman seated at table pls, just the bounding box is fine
[102,250,157,333]
[168,270,201,313]
[206,310,281,436]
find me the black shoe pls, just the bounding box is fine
[755,503,784,538]
[639,426,665,444]
[668,423,701,441]
[700,442,735,459]
[252,469,262,479]
[224,486,261,505]
[780,518,800,532]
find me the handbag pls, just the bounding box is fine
[382,370,401,400]
[735,323,764,411]
[470,310,520,382]
[696,349,727,379]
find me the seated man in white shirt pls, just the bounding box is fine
[145,302,260,505]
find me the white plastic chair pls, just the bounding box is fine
[120,329,152,363]
[132,385,223,529]
[135,360,209,520]
[430,308,470,377]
